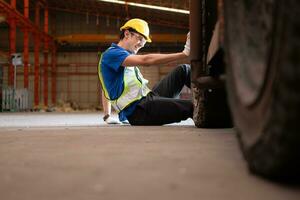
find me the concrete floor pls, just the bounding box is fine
[0,112,299,200]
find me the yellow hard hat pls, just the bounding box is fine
[120,18,152,43]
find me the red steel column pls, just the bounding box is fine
[43,7,49,106]
[51,44,57,105]
[34,3,40,107]
[23,0,29,88]
[34,36,40,107]
[9,0,16,86]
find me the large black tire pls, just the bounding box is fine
[224,0,300,181]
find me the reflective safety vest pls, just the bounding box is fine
[98,54,151,113]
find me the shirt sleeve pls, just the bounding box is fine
[103,47,130,72]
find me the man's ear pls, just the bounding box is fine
[124,30,131,39]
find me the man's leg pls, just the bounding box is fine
[127,94,193,125]
[127,64,193,125]
[152,64,191,98]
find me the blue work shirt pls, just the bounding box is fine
[99,43,142,121]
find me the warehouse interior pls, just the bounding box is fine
[0,1,300,200]
[0,0,189,111]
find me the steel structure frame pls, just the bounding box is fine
[47,0,189,29]
[0,0,56,107]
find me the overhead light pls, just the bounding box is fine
[97,0,189,14]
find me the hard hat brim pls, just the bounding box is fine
[120,26,152,43]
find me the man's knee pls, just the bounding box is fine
[177,64,190,76]
[177,64,191,87]
[182,64,191,72]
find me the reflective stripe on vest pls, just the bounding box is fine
[98,55,150,113]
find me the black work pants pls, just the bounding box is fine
[127,64,193,125]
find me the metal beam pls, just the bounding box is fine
[193,75,226,89]
[190,0,205,82]
[8,0,16,87]
[51,45,57,105]
[0,0,53,43]
[23,0,29,88]
[43,7,49,107]
[34,3,40,107]
[56,34,187,43]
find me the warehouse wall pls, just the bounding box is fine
[0,46,168,110]
[55,51,161,109]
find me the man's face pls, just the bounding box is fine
[125,30,146,54]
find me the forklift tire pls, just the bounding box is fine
[224,0,300,181]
